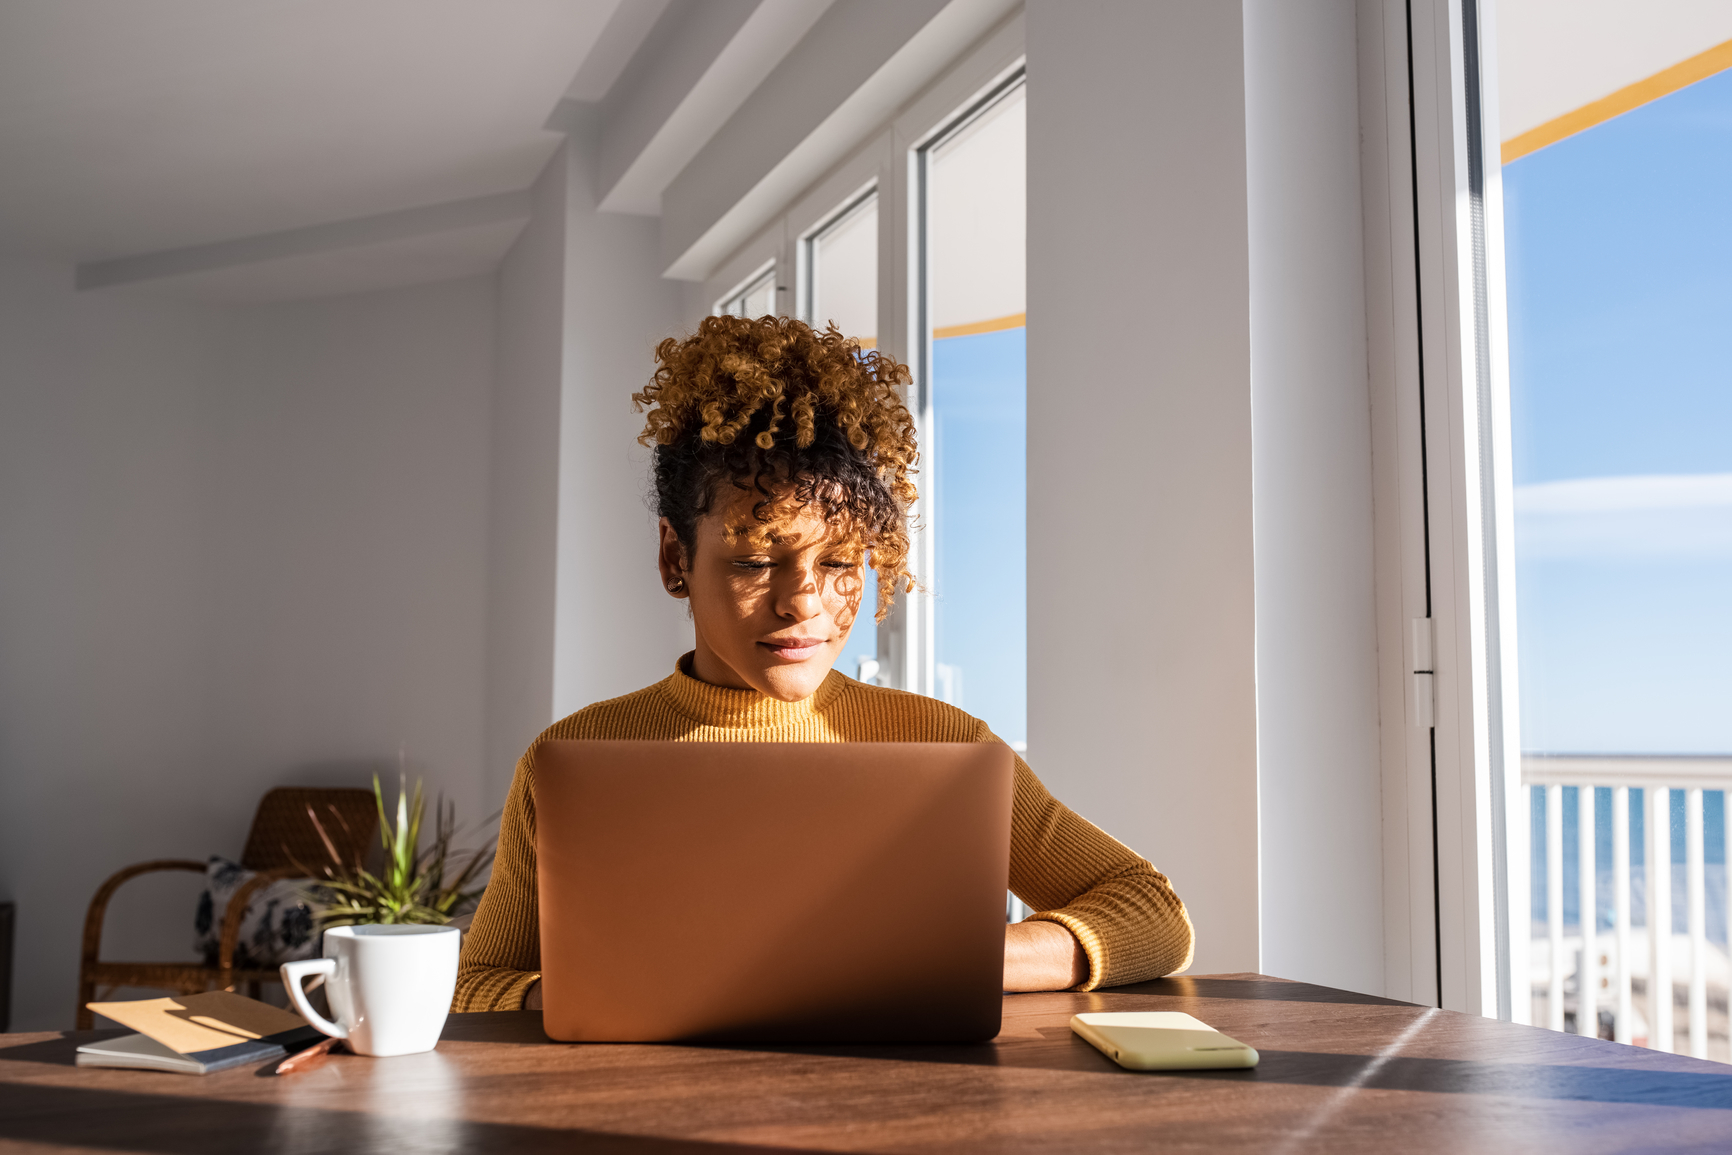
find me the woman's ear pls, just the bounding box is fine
[657,518,689,598]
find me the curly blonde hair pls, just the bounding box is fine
[634,314,918,621]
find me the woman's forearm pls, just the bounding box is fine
[1003,754,1193,989]
[1003,919,1088,991]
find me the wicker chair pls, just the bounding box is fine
[76,786,377,1029]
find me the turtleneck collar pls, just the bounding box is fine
[660,653,849,729]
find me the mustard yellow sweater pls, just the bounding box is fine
[454,661,1194,1012]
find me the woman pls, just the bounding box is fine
[454,315,1192,1012]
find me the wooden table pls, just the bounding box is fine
[3,973,1731,1153]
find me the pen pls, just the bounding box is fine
[274,1036,338,1075]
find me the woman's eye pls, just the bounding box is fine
[732,559,774,571]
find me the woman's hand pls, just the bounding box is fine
[1003,920,1088,991]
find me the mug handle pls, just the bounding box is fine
[280,957,349,1039]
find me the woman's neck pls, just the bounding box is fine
[686,641,757,693]
[664,655,845,729]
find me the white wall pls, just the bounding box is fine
[486,149,566,803]
[1245,0,1387,994]
[1025,0,1261,976]
[0,264,497,1030]
[551,139,695,718]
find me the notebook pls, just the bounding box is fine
[78,990,322,1074]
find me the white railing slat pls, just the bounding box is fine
[1547,784,1564,1031]
[1686,787,1706,1059]
[1614,786,1632,1045]
[1578,785,1597,1038]
[1648,786,1674,1052]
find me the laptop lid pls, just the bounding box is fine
[535,739,1014,1043]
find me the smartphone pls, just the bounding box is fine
[1070,1011,1259,1070]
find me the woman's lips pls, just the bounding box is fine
[759,638,826,661]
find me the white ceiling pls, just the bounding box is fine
[29,2,1726,284]
[0,0,1008,299]
[0,0,624,263]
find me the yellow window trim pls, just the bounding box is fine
[933,312,1027,340]
[1503,37,1732,165]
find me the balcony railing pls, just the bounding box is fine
[1524,755,1732,1061]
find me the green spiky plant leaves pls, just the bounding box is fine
[302,774,495,927]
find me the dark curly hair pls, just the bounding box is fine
[633,314,918,622]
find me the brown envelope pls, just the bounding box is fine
[87,991,308,1055]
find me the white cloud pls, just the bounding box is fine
[1516,472,1732,513]
[1515,473,1732,558]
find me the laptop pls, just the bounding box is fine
[534,739,1014,1044]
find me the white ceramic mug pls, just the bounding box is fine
[281,924,460,1057]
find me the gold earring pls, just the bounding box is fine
[667,578,684,593]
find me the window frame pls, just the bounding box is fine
[713,260,778,319]
[909,67,1027,709]
[1360,0,1525,1018]
[694,13,1028,698]
[799,181,878,336]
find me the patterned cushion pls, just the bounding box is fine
[193,856,324,969]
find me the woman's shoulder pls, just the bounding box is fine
[531,677,684,745]
[827,675,990,743]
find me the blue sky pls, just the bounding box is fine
[831,327,1029,750]
[1504,66,1732,756]
[930,327,1027,746]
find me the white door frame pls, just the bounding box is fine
[1363,0,1525,1019]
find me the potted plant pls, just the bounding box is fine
[304,775,495,927]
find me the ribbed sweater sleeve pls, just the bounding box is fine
[452,750,542,1012]
[996,724,1193,989]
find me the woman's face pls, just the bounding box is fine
[659,485,868,701]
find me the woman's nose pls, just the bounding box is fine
[779,568,822,620]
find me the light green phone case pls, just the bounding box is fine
[1070,1011,1260,1070]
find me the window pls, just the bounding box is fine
[717,264,777,319]
[801,189,882,681]
[804,190,878,348]
[694,22,1027,738]
[1498,12,1732,1056]
[918,76,1027,749]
